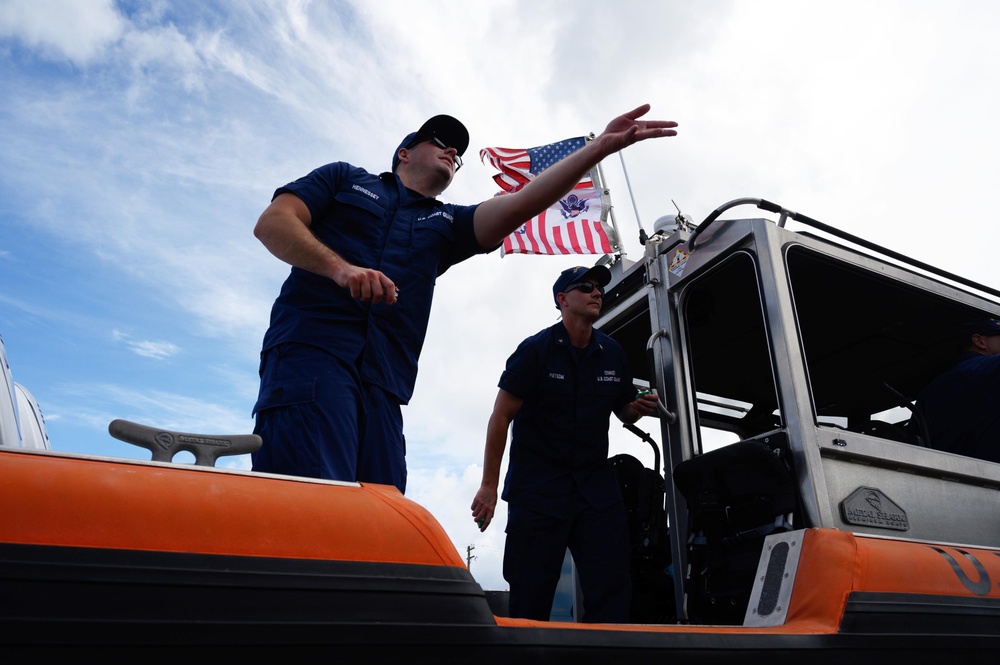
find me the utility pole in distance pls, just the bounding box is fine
[466,544,476,569]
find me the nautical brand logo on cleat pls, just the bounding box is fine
[178,435,230,448]
[839,487,909,530]
[154,431,174,451]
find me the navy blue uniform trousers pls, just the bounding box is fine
[504,494,631,623]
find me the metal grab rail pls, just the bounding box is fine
[688,197,1000,299]
[646,329,678,424]
[687,197,782,250]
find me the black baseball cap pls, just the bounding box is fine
[391,114,469,171]
[960,317,1000,338]
[552,265,612,308]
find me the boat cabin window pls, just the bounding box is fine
[682,252,781,453]
[785,246,988,443]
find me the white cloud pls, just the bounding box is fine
[120,22,207,98]
[47,381,250,439]
[0,0,125,63]
[112,329,181,360]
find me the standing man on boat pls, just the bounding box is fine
[251,106,678,494]
[470,265,660,622]
[916,317,1000,463]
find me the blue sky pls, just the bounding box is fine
[3,0,1000,591]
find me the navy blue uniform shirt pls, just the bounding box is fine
[499,322,638,518]
[260,162,484,403]
[916,351,1000,463]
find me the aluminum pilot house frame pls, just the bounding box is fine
[597,197,1000,626]
[4,197,1000,659]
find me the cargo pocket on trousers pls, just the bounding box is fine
[252,379,316,416]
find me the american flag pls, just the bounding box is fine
[480,137,617,257]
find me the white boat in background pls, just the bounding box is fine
[0,334,50,451]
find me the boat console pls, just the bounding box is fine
[596,198,1000,624]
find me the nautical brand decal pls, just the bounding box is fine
[156,431,229,451]
[351,184,380,200]
[154,431,174,451]
[930,546,1000,596]
[177,434,230,448]
[668,249,689,277]
[839,487,909,531]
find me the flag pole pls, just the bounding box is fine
[593,160,625,262]
[617,150,647,246]
[588,135,626,261]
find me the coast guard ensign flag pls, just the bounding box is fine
[480,137,617,257]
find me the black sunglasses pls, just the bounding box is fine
[407,135,463,171]
[564,282,604,296]
[429,136,463,171]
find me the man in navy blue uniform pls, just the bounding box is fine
[251,106,677,493]
[916,317,1000,463]
[471,265,659,622]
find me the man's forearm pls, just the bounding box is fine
[479,412,510,489]
[506,138,606,221]
[472,104,677,249]
[473,139,607,248]
[255,213,348,282]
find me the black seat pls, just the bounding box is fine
[672,434,798,625]
[610,453,674,623]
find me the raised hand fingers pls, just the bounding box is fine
[602,105,679,150]
[623,103,652,120]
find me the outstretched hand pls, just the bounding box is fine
[596,104,678,155]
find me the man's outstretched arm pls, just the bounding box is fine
[472,104,678,248]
